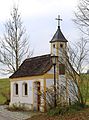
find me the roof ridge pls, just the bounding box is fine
[25,54,51,61]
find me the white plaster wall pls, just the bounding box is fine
[47,67,54,74]
[10,79,44,108]
[53,48,56,56]
[58,75,66,98]
[10,80,33,105]
[51,43,57,56]
[47,66,58,75]
[45,75,66,90]
[46,79,54,88]
[59,75,66,85]
[59,75,78,103]
[67,79,78,102]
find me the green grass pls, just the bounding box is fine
[79,74,89,104]
[0,78,10,104]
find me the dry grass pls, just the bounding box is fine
[26,107,89,120]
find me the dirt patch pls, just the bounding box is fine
[26,108,89,120]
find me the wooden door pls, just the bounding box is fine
[37,82,40,111]
[33,81,40,111]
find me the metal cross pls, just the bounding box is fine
[56,15,62,27]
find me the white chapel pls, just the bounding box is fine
[9,16,78,112]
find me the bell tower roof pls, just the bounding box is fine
[50,27,68,43]
[50,15,68,43]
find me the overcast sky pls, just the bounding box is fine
[0,0,79,57]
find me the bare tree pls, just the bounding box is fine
[59,38,89,106]
[73,0,89,37]
[41,38,89,110]
[0,6,31,74]
[73,0,89,105]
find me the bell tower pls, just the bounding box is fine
[50,15,68,58]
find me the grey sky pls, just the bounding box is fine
[0,0,79,77]
[0,0,78,56]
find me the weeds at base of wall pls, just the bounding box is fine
[7,103,28,112]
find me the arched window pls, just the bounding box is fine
[60,44,63,48]
[23,83,28,96]
[14,83,18,95]
[53,44,55,48]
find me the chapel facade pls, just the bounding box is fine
[9,16,77,112]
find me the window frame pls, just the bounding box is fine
[53,44,55,48]
[22,82,28,96]
[59,64,65,75]
[60,44,63,48]
[14,83,19,96]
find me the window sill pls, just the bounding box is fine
[22,95,28,97]
[13,94,19,97]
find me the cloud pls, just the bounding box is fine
[0,0,77,18]
[0,0,78,21]
[19,0,78,17]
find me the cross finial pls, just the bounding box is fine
[56,15,62,28]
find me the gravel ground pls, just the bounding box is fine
[0,105,35,120]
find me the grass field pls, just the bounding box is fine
[0,78,10,104]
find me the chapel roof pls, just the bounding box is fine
[10,54,52,78]
[50,26,68,43]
